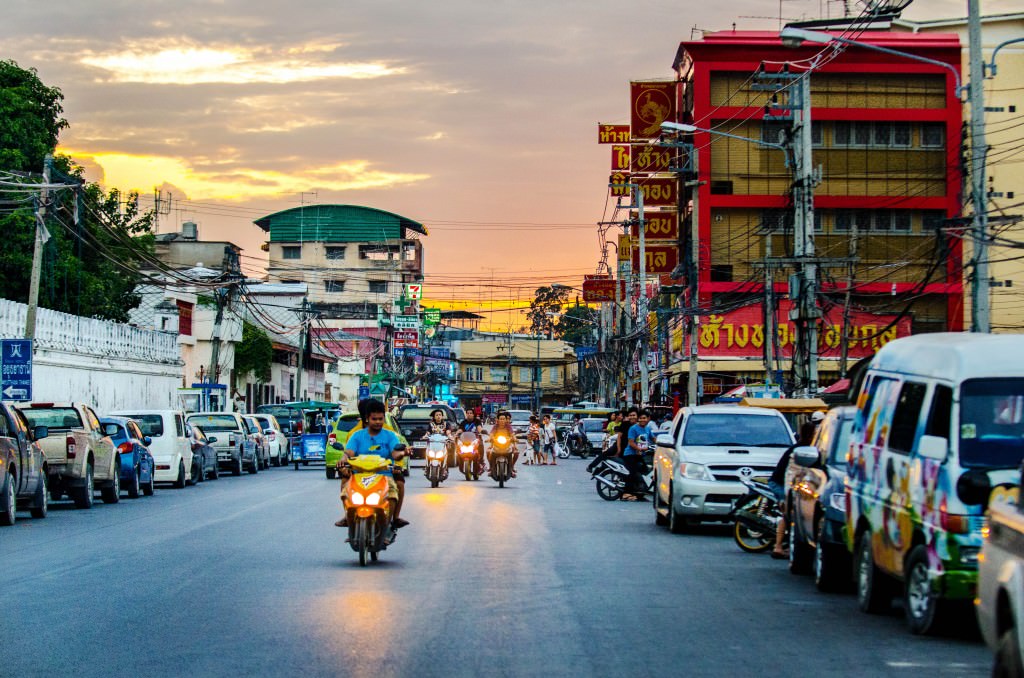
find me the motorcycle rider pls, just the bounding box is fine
[587,409,632,473]
[622,408,655,501]
[334,398,409,529]
[770,421,818,559]
[488,409,519,477]
[457,409,486,476]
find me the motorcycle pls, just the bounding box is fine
[590,453,653,501]
[342,454,398,566]
[456,431,482,481]
[424,433,450,488]
[558,428,589,459]
[731,475,783,553]
[489,431,515,488]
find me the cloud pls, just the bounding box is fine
[60,148,430,201]
[79,41,406,85]
[419,131,448,141]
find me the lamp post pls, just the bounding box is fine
[778,24,984,331]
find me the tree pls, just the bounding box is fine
[234,321,273,383]
[526,285,569,337]
[558,302,599,346]
[0,60,154,321]
[0,59,68,172]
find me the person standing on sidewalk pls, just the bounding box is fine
[525,415,541,465]
[541,414,557,465]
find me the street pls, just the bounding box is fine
[4,458,991,677]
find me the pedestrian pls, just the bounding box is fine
[541,414,556,465]
[525,415,541,464]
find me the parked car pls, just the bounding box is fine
[396,403,456,460]
[846,333,1024,635]
[16,402,118,509]
[251,414,289,466]
[186,423,220,481]
[112,409,194,488]
[100,416,156,499]
[977,463,1024,677]
[185,412,259,475]
[0,402,50,524]
[255,403,304,449]
[507,409,533,438]
[786,406,856,590]
[326,411,410,479]
[243,415,271,470]
[652,404,795,532]
[580,418,609,454]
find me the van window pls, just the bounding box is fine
[889,382,927,454]
[959,378,1024,469]
[175,415,184,437]
[862,376,899,448]
[125,414,165,437]
[926,385,953,439]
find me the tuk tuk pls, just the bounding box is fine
[738,397,828,432]
[289,400,340,470]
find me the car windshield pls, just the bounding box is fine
[582,419,606,432]
[334,417,361,433]
[187,414,239,432]
[959,379,1024,469]
[256,406,301,423]
[681,413,793,446]
[119,414,164,437]
[508,411,531,424]
[21,407,82,430]
[827,418,855,468]
[399,407,443,421]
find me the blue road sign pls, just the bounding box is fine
[574,346,597,358]
[358,385,370,400]
[1,339,33,401]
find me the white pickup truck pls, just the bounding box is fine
[977,480,1024,676]
[16,402,118,509]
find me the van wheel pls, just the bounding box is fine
[905,545,946,635]
[995,627,1024,677]
[856,532,892,614]
[173,461,186,489]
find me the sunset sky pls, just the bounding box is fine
[3,0,1011,329]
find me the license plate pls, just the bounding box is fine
[414,441,427,448]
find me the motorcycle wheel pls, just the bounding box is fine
[355,519,369,567]
[733,498,773,553]
[431,478,439,488]
[595,473,623,502]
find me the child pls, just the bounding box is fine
[526,415,541,465]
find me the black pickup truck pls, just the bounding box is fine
[0,402,49,525]
[396,404,457,461]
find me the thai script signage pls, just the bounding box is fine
[631,245,679,274]
[611,145,630,171]
[631,211,679,241]
[393,330,419,349]
[635,177,677,206]
[609,171,630,197]
[582,275,625,303]
[598,124,630,144]
[682,300,912,359]
[630,81,677,140]
[630,145,673,174]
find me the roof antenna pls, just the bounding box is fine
[732,22,737,32]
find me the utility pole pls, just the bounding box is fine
[968,0,990,332]
[294,297,309,400]
[687,153,700,408]
[25,155,52,340]
[764,225,775,387]
[792,72,820,395]
[840,220,858,377]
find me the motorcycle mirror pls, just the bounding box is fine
[792,446,820,468]
[394,443,408,451]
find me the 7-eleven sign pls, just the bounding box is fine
[405,284,423,300]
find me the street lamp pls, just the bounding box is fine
[661,121,791,165]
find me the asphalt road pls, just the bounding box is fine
[3,457,992,677]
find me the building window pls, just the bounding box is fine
[893,212,912,232]
[368,280,387,294]
[892,122,911,147]
[922,210,946,231]
[761,121,788,146]
[874,210,892,232]
[761,210,789,232]
[834,210,850,232]
[324,280,345,293]
[710,180,734,195]
[921,123,944,148]
[281,279,301,285]
[813,210,824,232]
[282,246,301,259]
[464,367,482,382]
[811,121,823,147]
[853,122,872,146]
[710,265,733,282]
[520,367,531,382]
[326,246,346,260]
[549,367,558,384]
[176,300,193,336]
[833,121,850,146]
[873,122,892,146]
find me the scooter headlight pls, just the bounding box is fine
[351,492,365,506]
[366,492,382,506]
[495,435,508,445]
[427,448,445,460]
[460,444,475,454]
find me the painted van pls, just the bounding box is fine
[846,333,1024,635]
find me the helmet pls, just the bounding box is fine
[810,411,826,423]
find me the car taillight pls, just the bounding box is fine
[66,436,76,459]
[117,442,132,455]
[296,422,303,434]
[328,432,336,444]
[940,500,971,534]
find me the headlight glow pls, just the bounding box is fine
[460,445,475,453]
[351,492,365,506]
[366,492,382,506]
[495,435,508,445]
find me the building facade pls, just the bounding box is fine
[452,339,579,412]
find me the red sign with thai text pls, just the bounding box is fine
[611,145,630,171]
[631,245,679,274]
[636,177,677,206]
[609,171,630,197]
[631,211,679,240]
[598,124,630,144]
[630,144,673,174]
[683,300,912,359]
[630,81,677,140]
[393,330,419,349]
[583,277,626,303]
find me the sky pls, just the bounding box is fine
[2,0,1016,329]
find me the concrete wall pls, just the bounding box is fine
[0,298,184,413]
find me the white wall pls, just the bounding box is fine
[0,298,184,414]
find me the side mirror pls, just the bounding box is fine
[143,436,152,446]
[792,446,820,468]
[103,423,119,436]
[917,434,947,462]
[264,428,273,435]
[655,433,674,448]
[330,441,345,451]
[208,436,218,444]
[33,425,48,441]
[394,443,408,451]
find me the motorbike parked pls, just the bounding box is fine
[489,431,515,488]
[342,454,398,566]
[424,433,450,488]
[731,475,783,553]
[456,431,482,481]
[558,428,589,459]
[590,454,653,501]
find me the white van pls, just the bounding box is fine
[846,333,1024,635]
[112,409,194,487]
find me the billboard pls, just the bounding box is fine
[630,211,679,241]
[609,171,630,197]
[631,245,679,274]
[611,145,629,171]
[630,144,673,174]
[583,276,625,303]
[630,81,677,140]
[598,124,630,144]
[635,177,677,207]
[393,330,419,349]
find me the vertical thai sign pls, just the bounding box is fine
[611,145,630,171]
[630,81,677,140]
[609,171,630,197]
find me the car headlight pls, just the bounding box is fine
[679,462,712,481]
[351,492,365,506]
[829,491,846,512]
[366,492,382,506]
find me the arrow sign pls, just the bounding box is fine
[1,339,32,402]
